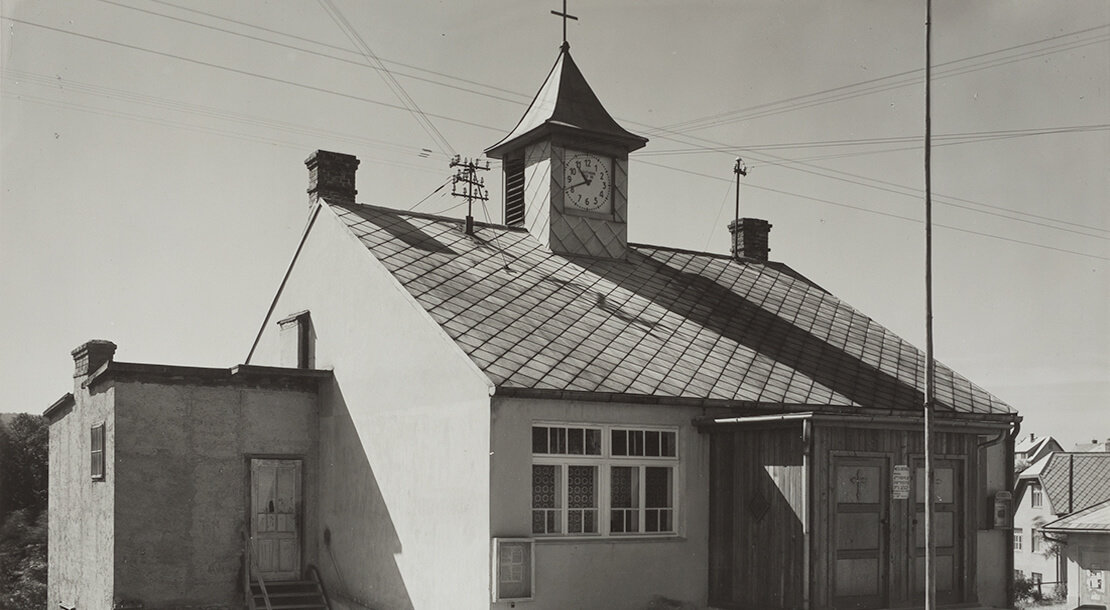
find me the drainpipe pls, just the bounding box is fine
[1068,454,1074,514]
[802,418,812,610]
[1006,420,1020,610]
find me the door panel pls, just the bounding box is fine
[251,459,302,581]
[832,457,888,609]
[911,459,963,602]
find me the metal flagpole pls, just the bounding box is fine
[924,0,937,609]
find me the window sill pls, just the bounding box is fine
[534,534,686,544]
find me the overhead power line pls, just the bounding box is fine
[2,67,450,161]
[0,16,504,133]
[636,158,1110,262]
[114,0,530,102]
[317,0,454,156]
[649,24,1110,134]
[5,13,1105,257]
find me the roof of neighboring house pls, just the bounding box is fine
[1074,439,1110,452]
[485,44,648,157]
[1042,498,1110,533]
[1018,452,1053,480]
[328,202,1015,417]
[1026,453,1110,514]
[1016,435,1061,457]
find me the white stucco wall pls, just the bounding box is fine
[1014,479,1062,583]
[47,387,115,610]
[250,202,494,610]
[490,396,709,610]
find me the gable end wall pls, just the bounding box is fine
[249,202,493,609]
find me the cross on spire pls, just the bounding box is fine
[550,0,578,47]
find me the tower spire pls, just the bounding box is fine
[550,0,578,47]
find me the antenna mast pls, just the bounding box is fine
[733,157,748,226]
[924,1,937,609]
[450,155,490,235]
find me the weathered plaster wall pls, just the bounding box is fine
[490,396,709,610]
[250,203,494,610]
[112,382,318,609]
[1061,534,1110,609]
[48,387,115,610]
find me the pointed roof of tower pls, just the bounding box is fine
[486,43,647,158]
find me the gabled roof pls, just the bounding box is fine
[1027,452,1110,514]
[1018,451,1053,480]
[1042,498,1110,533]
[1016,435,1059,456]
[329,202,1015,416]
[485,44,647,158]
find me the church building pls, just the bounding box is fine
[46,37,1019,610]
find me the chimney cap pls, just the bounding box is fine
[72,340,117,378]
[305,150,360,205]
[728,217,772,262]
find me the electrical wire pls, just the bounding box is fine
[649,25,1110,134]
[407,179,452,211]
[126,0,531,102]
[317,0,455,156]
[0,16,504,133]
[635,158,1110,262]
[4,13,1105,257]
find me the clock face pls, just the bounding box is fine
[563,150,612,213]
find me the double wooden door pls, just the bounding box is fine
[830,455,964,609]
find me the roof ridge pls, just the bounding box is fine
[331,201,528,233]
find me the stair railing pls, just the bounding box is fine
[243,533,274,610]
[305,564,333,610]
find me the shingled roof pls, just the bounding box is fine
[1027,452,1110,515]
[330,202,1014,416]
[1042,498,1110,533]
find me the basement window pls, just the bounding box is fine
[531,423,679,538]
[90,423,105,481]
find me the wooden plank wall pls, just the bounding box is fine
[809,426,980,610]
[709,424,806,609]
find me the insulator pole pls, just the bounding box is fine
[450,155,491,235]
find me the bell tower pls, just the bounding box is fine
[484,42,647,260]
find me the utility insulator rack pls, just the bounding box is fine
[450,155,491,235]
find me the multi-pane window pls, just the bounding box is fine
[1032,529,1043,552]
[532,424,678,538]
[1031,485,1043,508]
[1031,572,1043,585]
[1013,529,1023,551]
[90,423,105,481]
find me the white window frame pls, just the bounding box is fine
[1031,484,1043,508]
[531,422,680,539]
[1013,529,1023,551]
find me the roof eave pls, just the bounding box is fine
[485,122,648,159]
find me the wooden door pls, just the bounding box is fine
[832,456,888,609]
[911,459,963,604]
[250,459,302,581]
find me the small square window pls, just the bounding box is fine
[90,423,105,481]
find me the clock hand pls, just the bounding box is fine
[565,171,595,190]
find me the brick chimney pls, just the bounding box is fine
[72,340,117,379]
[305,150,360,205]
[729,218,771,262]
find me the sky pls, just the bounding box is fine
[1,1,1106,448]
